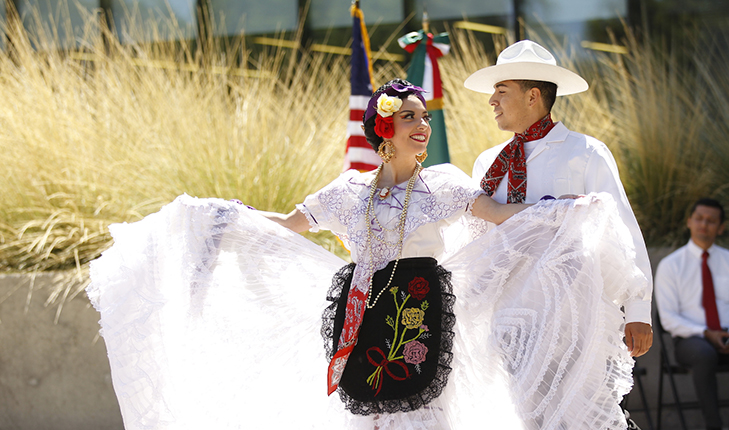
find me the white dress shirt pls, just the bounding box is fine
[655,240,729,338]
[472,122,653,324]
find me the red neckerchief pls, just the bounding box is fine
[480,114,556,203]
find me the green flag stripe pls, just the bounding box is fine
[423,109,449,167]
[406,43,427,87]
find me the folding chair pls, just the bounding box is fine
[655,313,729,430]
[655,314,689,430]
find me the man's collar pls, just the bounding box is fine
[539,121,568,143]
[687,238,716,257]
[525,122,567,162]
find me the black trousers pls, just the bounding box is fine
[674,336,729,429]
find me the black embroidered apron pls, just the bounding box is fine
[322,257,455,415]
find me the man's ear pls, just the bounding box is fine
[527,87,542,108]
[719,222,726,236]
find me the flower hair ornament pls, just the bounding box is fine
[365,81,427,140]
[373,95,401,139]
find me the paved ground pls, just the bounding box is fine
[2,270,728,430]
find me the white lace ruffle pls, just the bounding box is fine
[89,192,643,430]
[443,194,643,430]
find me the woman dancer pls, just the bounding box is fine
[257,78,528,420]
[89,79,645,430]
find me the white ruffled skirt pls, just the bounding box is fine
[88,193,642,430]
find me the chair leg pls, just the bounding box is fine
[634,370,655,430]
[665,366,688,430]
[657,359,664,430]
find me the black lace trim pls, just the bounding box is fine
[321,263,356,361]
[321,260,456,415]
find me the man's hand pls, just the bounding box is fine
[704,329,729,354]
[625,322,653,357]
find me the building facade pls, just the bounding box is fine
[3,0,728,56]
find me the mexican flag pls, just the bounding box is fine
[398,30,450,167]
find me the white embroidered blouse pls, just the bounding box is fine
[296,163,487,295]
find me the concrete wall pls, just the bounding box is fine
[0,273,123,430]
[0,248,727,430]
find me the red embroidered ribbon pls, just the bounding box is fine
[480,114,556,204]
[366,347,411,396]
[327,283,368,395]
[702,251,722,331]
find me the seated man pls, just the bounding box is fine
[655,198,729,430]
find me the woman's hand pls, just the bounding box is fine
[557,194,583,200]
[472,195,531,225]
[258,209,311,233]
[230,199,310,233]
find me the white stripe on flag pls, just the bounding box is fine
[350,95,369,109]
[433,43,450,56]
[347,120,366,136]
[347,146,381,166]
[423,56,434,101]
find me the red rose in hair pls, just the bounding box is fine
[408,277,430,300]
[374,115,395,139]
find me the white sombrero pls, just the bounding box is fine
[464,40,588,96]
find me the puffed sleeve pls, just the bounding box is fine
[295,170,361,235]
[584,141,653,325]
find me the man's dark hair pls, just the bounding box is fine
[516,80,558,112]
[691,197,726,224]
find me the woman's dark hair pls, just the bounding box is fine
[363,78,422,152]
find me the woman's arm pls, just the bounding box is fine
[258,209,311,233]
[471,195,531,224]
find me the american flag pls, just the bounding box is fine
[343,1,378,172]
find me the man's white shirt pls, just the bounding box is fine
[655,240,729,338]
[472,121,653,324]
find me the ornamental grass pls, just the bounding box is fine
[1,4,728,315]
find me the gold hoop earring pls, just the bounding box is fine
[416,150,428,164]
[377,141,395,163]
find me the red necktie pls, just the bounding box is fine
[702,251,722,331]
[480,114,556,204]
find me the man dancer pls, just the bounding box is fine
[465,40,653,355]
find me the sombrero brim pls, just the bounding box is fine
[464,62,589,96]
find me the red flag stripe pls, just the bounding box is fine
[350,109,365,121]
[349,161,377,171]
[346,135,370,148]
[426,37,444,100]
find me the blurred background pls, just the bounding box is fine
[0,0,728,429]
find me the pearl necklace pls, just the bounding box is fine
[365,163,422,309]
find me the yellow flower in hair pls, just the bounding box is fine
[376,94,403,118]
